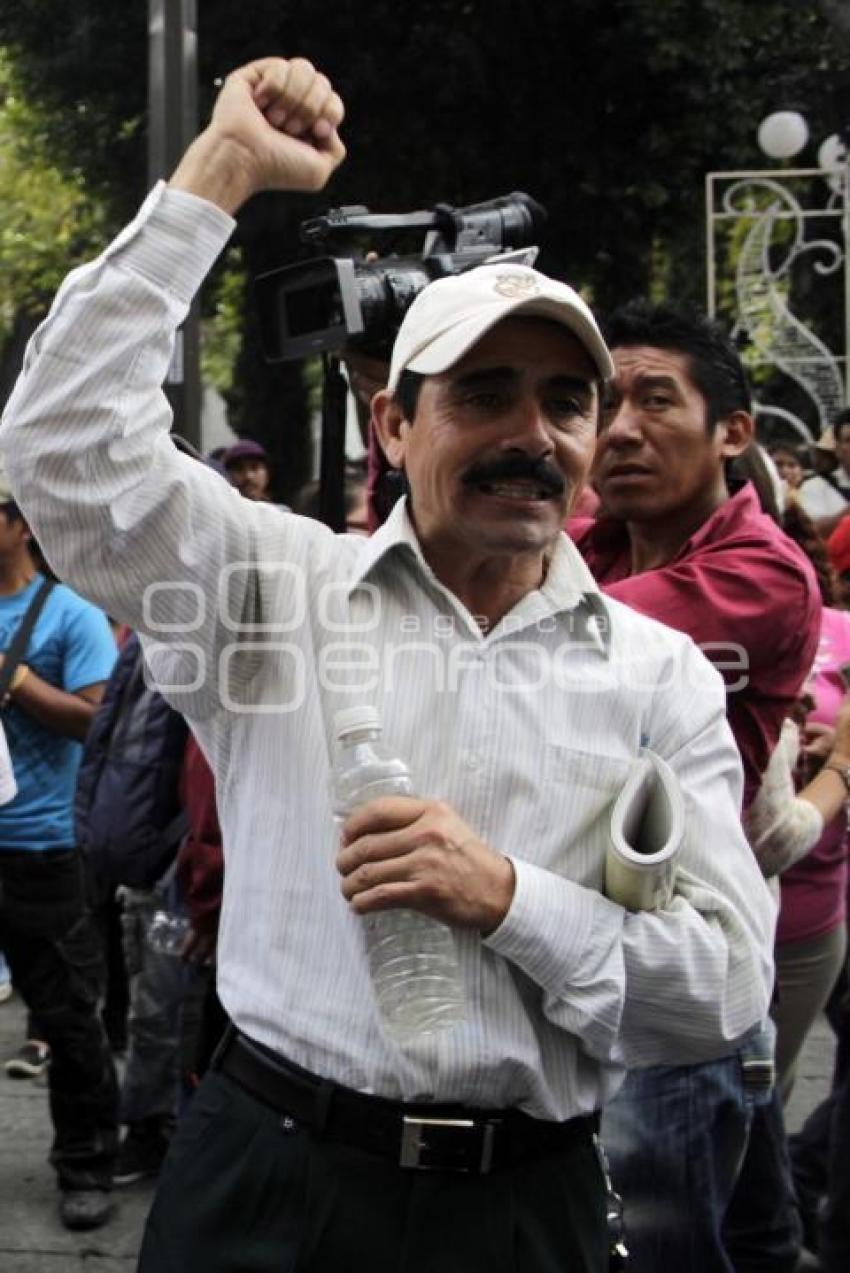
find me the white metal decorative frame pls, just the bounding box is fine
[706,165,850,441]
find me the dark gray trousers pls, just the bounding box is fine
[0,847,117,1191]
[138,1070,608,1273]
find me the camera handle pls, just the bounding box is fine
[318,353,349,532]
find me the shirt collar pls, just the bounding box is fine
[676,481,761,555]
[348,496,610,653]
[348,494,427,589]
[580,481,765,569]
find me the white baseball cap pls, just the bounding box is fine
[386,263,614,392]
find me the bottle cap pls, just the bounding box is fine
[334,705,381,738]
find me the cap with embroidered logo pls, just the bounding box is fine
[386,263,613,392]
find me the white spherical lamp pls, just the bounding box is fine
[758,111,809,160]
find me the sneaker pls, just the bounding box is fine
[4,1039,50,1079]
[60,1188,114,1231]
[0,980,11,1005]
[113,1120,170,1186]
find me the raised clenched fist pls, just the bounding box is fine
[170,56,346,213]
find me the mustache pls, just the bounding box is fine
[462,454,565,496]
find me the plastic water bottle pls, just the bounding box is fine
[332,705,465,1044]
[147,909,191,956]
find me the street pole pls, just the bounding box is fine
[148,0,201,448]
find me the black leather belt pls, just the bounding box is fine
[213,1027,597,1174]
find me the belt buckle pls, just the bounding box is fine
[400,1116,496,1173]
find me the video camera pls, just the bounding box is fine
[254,192,546,531]
[255,192,547,364]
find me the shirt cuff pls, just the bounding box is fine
[105,181,236,305]
[484,856,624,992]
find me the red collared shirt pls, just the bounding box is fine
[572,484,822,811]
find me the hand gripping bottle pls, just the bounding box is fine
[332,705,465,1044]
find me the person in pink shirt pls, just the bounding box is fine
[740,502,850,1109]
[774,609,850,1091]
[775,509,850,1273]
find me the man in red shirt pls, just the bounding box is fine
[572,300,821,1273]
[574,306,819,813]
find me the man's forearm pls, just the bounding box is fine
[169,133,258,215]
[9,672,101,742]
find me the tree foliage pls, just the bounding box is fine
[1,1,848,490]
[0,48,113,401]
[0,54,107,321]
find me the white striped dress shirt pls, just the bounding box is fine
[0,183,775,1120]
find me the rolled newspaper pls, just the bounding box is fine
[605,748,684,911]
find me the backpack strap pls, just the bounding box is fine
[0,577,56,706]
[107,645,148,754]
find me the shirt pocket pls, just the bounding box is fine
[531,743,634,887]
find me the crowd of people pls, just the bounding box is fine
[0,52,848,1273]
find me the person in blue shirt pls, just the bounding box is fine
[0,467,118,1231]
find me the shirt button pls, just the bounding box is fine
[464,753,480,772]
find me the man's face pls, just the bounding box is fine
[389,317,598,559]
[593,346,729,524]
[836,424,850,475]
[227,458,271,501]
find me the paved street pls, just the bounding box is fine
[0,992,152,1271]
[0,986,838,1270]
